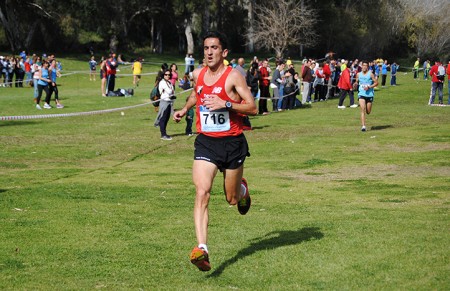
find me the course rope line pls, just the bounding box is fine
[0,88,193,121]
[0,102,150,121]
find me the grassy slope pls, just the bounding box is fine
[0,56,449,290]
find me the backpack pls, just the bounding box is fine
[150,82,161,107]
[437,65,445,81]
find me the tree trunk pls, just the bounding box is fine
[156,26,163,54]
[185,20,194,54]
[216,0,222,31]
[24,21,38,49]
[0,0,24,52]
[246,0,255,53]
[150,18,155,52]
[201,2,210,44]
[109,20,119,53]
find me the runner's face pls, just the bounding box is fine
[203,38,228,68]
[362,63,369,72]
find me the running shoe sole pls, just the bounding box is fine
[190,247,211,271]
[238,178,251,215]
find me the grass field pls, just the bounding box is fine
[0,56,449,290]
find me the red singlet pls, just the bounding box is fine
[195,66,243,137]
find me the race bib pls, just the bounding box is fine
[199,105,230,132]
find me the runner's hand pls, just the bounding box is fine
[173,109,186,123]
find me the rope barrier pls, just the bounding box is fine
[0,88,193,121]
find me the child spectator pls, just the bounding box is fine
[89,56,97,81]
[185,96,194,136]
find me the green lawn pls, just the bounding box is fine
[0,56,449,290]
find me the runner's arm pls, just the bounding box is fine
[173,69,200,122]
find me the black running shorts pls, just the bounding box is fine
[358,96,374,103]
[194,133,250,172]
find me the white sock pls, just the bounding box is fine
[240,183,247,199]
[198,244,208,253]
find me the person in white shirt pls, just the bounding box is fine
[154,69,175,140]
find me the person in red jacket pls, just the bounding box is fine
[258,59,271,114]
[428,59,444,105]
[337,66,358,108]
[323,61,331,99]
[446,61,450,104]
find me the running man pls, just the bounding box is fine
[173,31,257,272]
[354,61,378,132]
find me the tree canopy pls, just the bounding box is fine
[0,0,448,60]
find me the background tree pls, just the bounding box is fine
[0,0,52,52]
[396,0,450,60]
[248,0,317,58]
[0,0,447,62]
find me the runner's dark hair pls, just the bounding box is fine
[203,31,228,50]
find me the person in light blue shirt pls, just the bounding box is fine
[48,59,64,108]
[36,61,52,109]
[390,62,399,86]
[355,61,378,132]
[381,60,389,87]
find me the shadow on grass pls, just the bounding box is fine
[207,227,323,278]
[0,189,7,193]
[0,121,36,127]
[371,125,393,131]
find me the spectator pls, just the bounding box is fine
[313,62,325,102]
[189,54,195,72]
[14,57,25,87]
[157,63,169,80]
[301,59,313,105]
[246,61,259,98]
[7,56,14,87]
[169,63,178,89]
[154,69,175,140]
[89,56,97,81]
[390,62,399,86]
[337,64,357,109]
[270,60,285,111]
[258,59,271,115]
[413,58,420,79]
[185,96,194,136]
[235,58,246,77]
[447,61,450,104]
[179,73,191,90]
[32,56,41,98]
[49,59,64,108]
[105,54,118,94]
[36,61,52,109]
[99,56,107,96]
[428,59,445,105]
[282,63,296,110]
[24,57,32,86]
[132,57,142,87]
[423,60,429,80]
[381,60,389,87]
[327,59,337,98]
[323,61,331,99]
[185,54,191,74]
